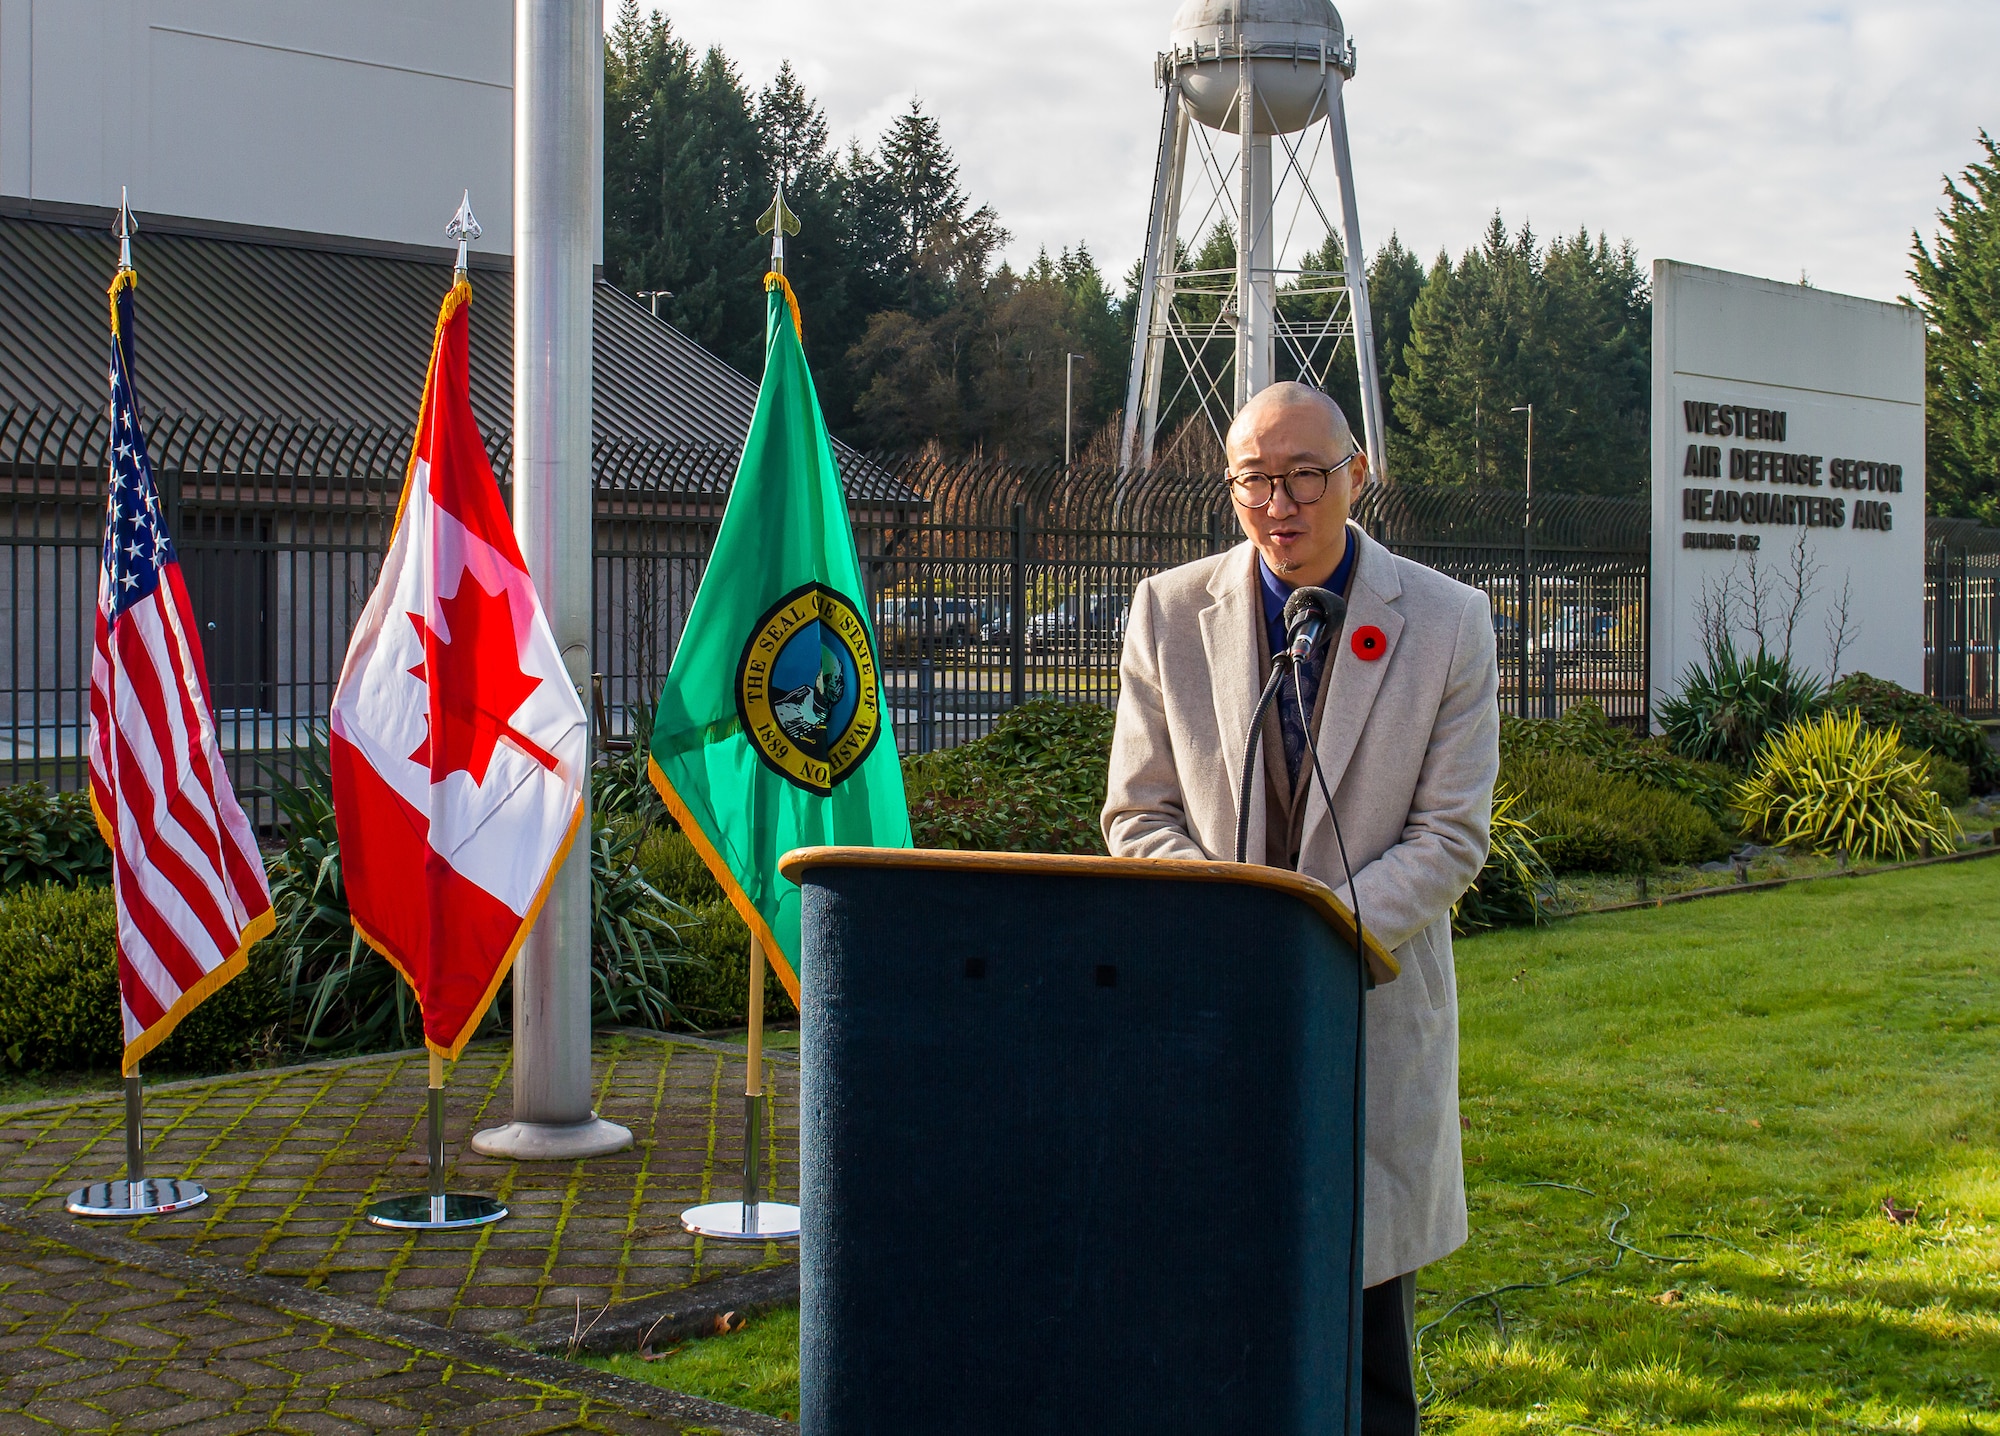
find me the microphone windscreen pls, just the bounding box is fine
[1282,586,1346,638]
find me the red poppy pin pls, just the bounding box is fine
[1351,625,1387,661]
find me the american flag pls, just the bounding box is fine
[87,269,273,1073]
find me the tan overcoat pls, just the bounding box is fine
[1101,525,1500,1286]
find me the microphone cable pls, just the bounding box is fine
[1291,651,1364,974]
[1292,637,1370,1420]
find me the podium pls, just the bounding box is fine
[778,847,1398,1435]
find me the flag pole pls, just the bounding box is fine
[364,1043,508,1231]
[472,0,632,1164]
[680,186,802,1244]
[68,192,210,1221]
[360,194,506,1232]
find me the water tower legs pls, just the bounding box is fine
[1327,74,1388,480]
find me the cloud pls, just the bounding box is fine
[646,0,1996,303]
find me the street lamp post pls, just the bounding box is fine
[637,289,673,318]
[1064,353,1087,473]
[1511,404,1533,718]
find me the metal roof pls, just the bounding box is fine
[0,211,909,501]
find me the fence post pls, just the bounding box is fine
[1010,502,1027,709]
[918,657,935,755]
[1517,558,1531,719]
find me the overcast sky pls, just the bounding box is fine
[641,0,1996,305]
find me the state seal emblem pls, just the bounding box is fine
[735,582,884,796]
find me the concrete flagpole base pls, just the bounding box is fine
[470,1116,633,1161]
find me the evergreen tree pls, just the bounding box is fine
[1911,131,2000,523]
[602,11,766,379]
[872,100,1007,315]
[1392,214,1649,496]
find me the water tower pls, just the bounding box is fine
[1119,0,1388,476]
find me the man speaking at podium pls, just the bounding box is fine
[1102,383,1499,1433]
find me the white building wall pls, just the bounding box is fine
[1650,260,1926,712]
[0,0,600,260]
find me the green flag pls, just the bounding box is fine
[648,274,911,1001]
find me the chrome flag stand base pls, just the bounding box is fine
[68,1074,209,1219]
[367,1058,507,1232]
[366,1192,508,1230]
[682,938,798,1243]
[68,1178,208,1219]
[683,1198,800,1242]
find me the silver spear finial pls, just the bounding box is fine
[446,190,483,276]
[756,182,801,275]
[114,187,137,270]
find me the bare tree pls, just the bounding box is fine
[1698,530,1829,671]
[1694,570,1736,661]
[1778,528,1821,662]
[1823,574,1860,682]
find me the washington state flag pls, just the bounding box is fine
[648,273,911,1001]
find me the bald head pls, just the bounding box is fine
[1226,382,1357,463]
[1224,381,1370,589]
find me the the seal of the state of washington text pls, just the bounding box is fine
[735,582,883,796]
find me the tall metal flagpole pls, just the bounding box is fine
[680,185,802,1244]
[473,0,631,1162]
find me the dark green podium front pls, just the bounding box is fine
[780,848,1396,1436]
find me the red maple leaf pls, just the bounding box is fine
[405,574,557,784]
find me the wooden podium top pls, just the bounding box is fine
[780,846,1400,986]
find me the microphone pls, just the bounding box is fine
[1282,586,1347,663]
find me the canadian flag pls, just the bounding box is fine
[330,279,587,1058]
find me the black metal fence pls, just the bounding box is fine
[1928,518,2000,720]
[591,454,1654,756]
[1,401,1838,824]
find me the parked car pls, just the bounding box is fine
[1025,592,1128,654]
[1533,605,1620,665]
[878,596,978,656]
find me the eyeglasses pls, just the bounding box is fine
[1225,452,1360,509]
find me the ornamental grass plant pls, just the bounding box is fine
[1656,639,1826,770]
[1737,710,1961,861]
[1830,670,2000,792]
[1451,787,1551,934]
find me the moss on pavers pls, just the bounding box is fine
[0,1034,796,1334]
[0,1201,789,1434]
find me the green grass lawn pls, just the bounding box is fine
[590,862,2000,1430]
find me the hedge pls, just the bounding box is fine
[1503,751,1732,874]
[0,882,282,1074]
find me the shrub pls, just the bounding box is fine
[637,825,726,909]
[663,899,797,1029]
[264,735,694,1055]
[592,698,666,820]
[1453,787,1551,934]
[0,882,282,1074]
[587,817,696,1032]
[633,829,795,1031]
[1830,672,2000,793]
[905,699,1114,854]
[1500,701,1739,822]
[1505,752,1732,874]
[1909,748,1972,808]
[1658,640,1825,769]
[1738,712,1961,861]
[0,783,110,892]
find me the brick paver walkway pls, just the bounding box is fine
[0,1033,798,1335]
[0,1204,786,1433]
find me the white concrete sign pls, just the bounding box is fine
[1651,260,1925,711]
